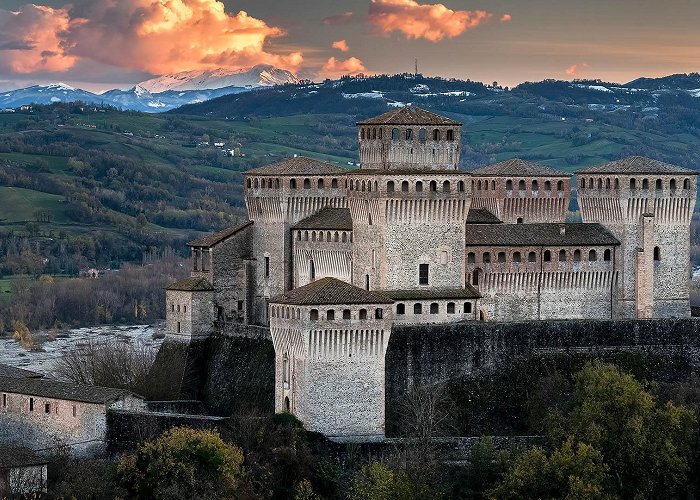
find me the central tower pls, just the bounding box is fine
[357,107,462,171]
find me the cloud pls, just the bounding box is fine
[0,4,76,73]
[566,62,589,77]
[368,0,490,42]
[322,12,353,26]
[332,40,349,52]
[320,56,367,78]
[0,1,303,75]
[500,14,512,22]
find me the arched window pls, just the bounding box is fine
[604,249,611,261]
[367,181,372,192]
[402,181,409,192]
[283,353,289,385]
[544,180,551,191]
[392,128,400,140]
[506,179,513,191]
[477,180,482,190]
[447,302,455,314]
[544,250,551,262]
[589,249,597,261]
[247,178,252,188]
[467,252,475,263]
[606,178,611,189]
[630,178,636,190]
[483,252,491,263]
[513,252,521,263]
[310,309,319,321]
[327,309,335,320]
[670,179,676,190]
[656,179,662,191]
[416,181,423,192]
[365,274,370,290]
[304,231,309,241]
[498,252,506,263]
[528,252,536,263]
[581,178,586,189]
[443,181,450,193]
[559,249,567,262]
[464,302,472,313]
[684,178,690,189]
[430,303,439,314]
[446,129,454,141]
[573,249,581,262]
[342,232,347,242]
[303,178,311,189]
[334,232,339,242]
[614,178,620,189]
[414,303,422,314]
[642,179,649,189]
[318,178,324,189]
[518,180,526,191]
[359,308,367,320]
[472,269,481,286]
[405,129,413,140]
[430,181,437,192]
[492,181,496,190]
[343,309,351,319]
[557,180,564,191]
[375,308,383,319]
[396,303,405,315]
[433,129,440,140]
[532,180,538,192]
[484,181,489,191]
[254,179,259,188]
[458,181,465,192]
[654,246,660,261]
[379,128,383,139]
[360,128,365,139]
[597,178,602,189]
[368,213,372,225]
[419,128,427,141]
[517,217,523,224]
[387,181,395,193]
[309,260,315,280]
[372,128,377,139]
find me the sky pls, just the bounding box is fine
[0,0,699,93]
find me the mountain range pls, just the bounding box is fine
[0,65,298,112]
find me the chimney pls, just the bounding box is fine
[559,225,566,236]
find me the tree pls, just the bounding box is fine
[347,462,419,500]
[567,363,695,498]
[117,427,245,500]
[489,438,614,500]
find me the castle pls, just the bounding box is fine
[165,107,697,438]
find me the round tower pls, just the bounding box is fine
[357,107,462,171]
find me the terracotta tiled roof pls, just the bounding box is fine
[465,223,620,247]
[467,208,502,224]
[357,107,462,126]
[576,156,696,175]
[293,208,353,231]
[166,277,214,292]
[385,286,481,300]
[187,221,253,248]
[472,158,568,177]
[0,364,42,379]
[0,376,139,404]
[270,277,393,305]
[244,156,347,176]
[351,168,468,176]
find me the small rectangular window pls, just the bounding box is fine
[29,398,34,411]
[72,405,77,417]
[2,394,6,408]
[237,300,244,310]
[419,264,429,285]
[44,403,50,414]
[264,257,270,279]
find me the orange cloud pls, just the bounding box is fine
[332,40,350,52]
[0,0,302,75]
[368,0,491,42]
[566,62,589,77]
[0,4,76,73]
[500,14,512,22]
[321,56,367,78]
[322,12,353,26]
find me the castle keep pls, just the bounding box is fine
[166,106,697,438]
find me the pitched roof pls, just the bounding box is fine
[467,208,502,224]
[385,287,481,300]
[0,364,43,379]
[0,447,49,469]
[472,158,569,177]
[244,156,347,176]
[465,223,620,247]
[357,106,462,126]
[188,221,253,247]
[293,208,353,231]
[166,276,215,292]
[576,156,697,175]
[0,376,139,404]
[270,277,393,305]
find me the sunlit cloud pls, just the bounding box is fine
[566,62,589,77]
[0,0,303,76]
[500,14,512,23]
[332,40,350,52]
[321,56,367,78]
[322,11,354,26]
[0,4,76,73]
[368,0,490,42]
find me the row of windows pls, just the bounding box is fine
[2,394,78,417]
[309,308,384,321]
[396,301,473,315]
[295,230,352,243]
[385,179,465,194]
[472,179,565,193]
[360,127,456,142]
[580,177,692,191]
[170,303,187,313]
[247,177,342,190]
[467,248,613,264]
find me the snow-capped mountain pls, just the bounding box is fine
[137,64,298,93]
[0,83,106,108]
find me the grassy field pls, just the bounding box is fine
[0,187,69,223]
[0,277,14,301]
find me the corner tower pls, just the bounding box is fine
[357,107,462,170]
[577,156,697,318]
